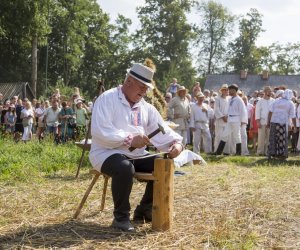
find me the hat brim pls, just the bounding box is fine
[128,73,154,89]
[219,87,228,93]
[177,88,189,93]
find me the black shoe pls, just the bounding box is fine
[133,205,152,222]
[111,219,135,232]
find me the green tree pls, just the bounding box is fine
[0,0,50,96]
[135,0,196,90]
[195,0,235,75]
[271,42,300,75]
[228,8,264,73]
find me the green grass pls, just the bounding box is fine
[0,139,91,183]
[0,140,300,249]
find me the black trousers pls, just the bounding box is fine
[101,153,159,221]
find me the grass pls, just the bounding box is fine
[0,140,300,249]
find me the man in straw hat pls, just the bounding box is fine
[255,86,274,155]
[167,85,191,145]
[90,62,184,231]
[214,84,247,155]
[189,92,212,154]
[213,84,230,154]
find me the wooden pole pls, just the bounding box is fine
[152,158,174,231]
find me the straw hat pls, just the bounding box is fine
[128,63,154,89]
[177,85,189,93]
[219,84,229,93]
[195,92,204,98]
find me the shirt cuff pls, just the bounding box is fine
[123,134,133,147]
[170,140,184,151]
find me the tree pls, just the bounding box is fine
[195,0,235,75]
[228,8,264,73]
[271,43,300,75]
[0,0,50,96]
[135,0,196,90]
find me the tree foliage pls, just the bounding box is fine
[228,8,264,73]
[195,0,235,75]
[135,0,196,90]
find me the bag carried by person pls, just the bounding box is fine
[68,117,76,128]
[22,118,29,127]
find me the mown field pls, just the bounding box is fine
[0,139,299,249]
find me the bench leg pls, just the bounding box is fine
[100,176,109,211]
[152,158,174,231]
[74,172,100,219]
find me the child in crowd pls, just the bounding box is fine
[5,104,17,134]
[75,99,88,140]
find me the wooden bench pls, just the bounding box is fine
[73,158,175,231]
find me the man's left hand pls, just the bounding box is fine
[168,143,183,159]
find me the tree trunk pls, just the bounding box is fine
[31,36,38,98]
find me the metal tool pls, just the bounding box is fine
[128,123,166,152]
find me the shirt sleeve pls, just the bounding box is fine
[146,104,183,152]
[91,94,133,149]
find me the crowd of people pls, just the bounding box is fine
[165,81,300,160]
[0,88,92,143]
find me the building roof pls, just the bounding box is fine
[0,82,35,101]
[204,73,300,95]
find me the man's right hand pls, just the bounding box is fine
[222,116,228,122]
[257,120,261,128]
[130,134,150,149]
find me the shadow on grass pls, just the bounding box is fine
[205,154,300,167]
[0,220,150,249]
[44,167,92,182]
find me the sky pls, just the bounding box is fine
[97,0,300,46]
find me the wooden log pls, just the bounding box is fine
[152,158,174,231]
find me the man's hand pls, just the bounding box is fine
[130,134,150,149]
[222,116,228,123]
[168,143,183,159]
[256,120,261,128]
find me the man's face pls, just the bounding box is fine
[229,88,236,96]
[178,90,186,98]
[264,88,272,97]
[221,89,229,96]
[124,76,148,104]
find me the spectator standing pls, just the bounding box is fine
[267,89,296,159]
[15,99,24,135]
[215,84,247,155]
[189,92,212,154]
[168,86,191,145]
[44,100,61,138]
[255,86,274,155]
[249,99,259,153]
[20,101,34,142]
[166,78,179,97]
[214,84,229,154]
[59,101,75,142]
[4,104,17,134]
[35,101,47,140]
[75,99,88,139]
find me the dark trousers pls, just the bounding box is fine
[101,153,158,221]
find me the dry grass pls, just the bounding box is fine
[0,158,300,249]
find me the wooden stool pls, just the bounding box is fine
[73,158,174,231]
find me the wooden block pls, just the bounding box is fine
[152,158,174,231]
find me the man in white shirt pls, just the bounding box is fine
[90,62,183,231]
[255,86,274,155]
[214,84,229,153]
[215,84,247,155]
[168,86,190,145]
[189,92,212,154]
[43,100,61,137]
